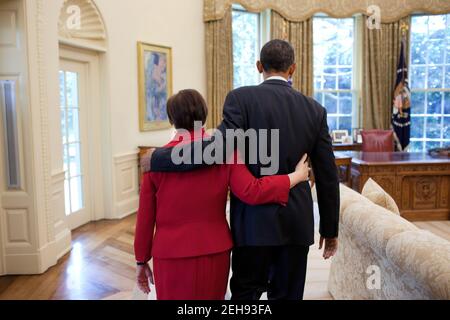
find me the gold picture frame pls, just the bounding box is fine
[137,42,173,131]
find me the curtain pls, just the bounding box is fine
[204,0,450,23]
[362,17,411,129]
[271,11,313,96]
[205,9,233,129]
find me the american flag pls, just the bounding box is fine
[392,39,411,151]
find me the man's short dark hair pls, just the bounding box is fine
[166,89,208,131]
[260,39,295,72]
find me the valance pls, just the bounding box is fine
[204,0,450,22]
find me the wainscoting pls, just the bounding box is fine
[112,152,139,219]
[50,170,71,260]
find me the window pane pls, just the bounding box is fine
[314,92,323,104]
[60,68,84,216]
[339,116,352,132]
[66,71,79,107]
[63,145,69,178]
[338,68,352,90]
[64,179,71,216]
[232,8,260,88]
[68,143,82,177]
[327,116,337,131]
[427,66,443,89]
[447,42,450,64]
[59,71,65,108]
[411,92,426,114]
[428,15,447,40]
[426,116,442,138]
[323,68,336,89]
[445,92,450,114]
[428,40,445,64]
[61,108,67,144]
[324,49,337,65]
[67,108,80,143]
[445,66,450,87]
[411,41,427,65]
[411,116,425,138]
[314,17,355,131]
[324,92,338,114]
[70,176,83,212]
[410,14,450,151]
[411,66,426,89]
[427,91,443,114]
[426,141,441,150]
[0,80,21,189]
[339,92,353,114]
[443,117,450,139]
[314,70,324,90]
[338,47,352,65]
[410,140,424,152]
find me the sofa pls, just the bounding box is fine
[326,179,450,300]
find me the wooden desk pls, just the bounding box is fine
[349,151,450,221]
[334,152,352,186]
[333,142,362,151]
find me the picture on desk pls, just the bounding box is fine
[332,130,349,143]
[352,128,363,144]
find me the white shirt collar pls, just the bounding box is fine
[265,76,288,82]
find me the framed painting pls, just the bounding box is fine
[137,42,173,131]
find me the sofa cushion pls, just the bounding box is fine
[339,184,372,213]
[312,184,371,222]
[362,178,400,215]
[343,201,418,256]
[386,230,450,300]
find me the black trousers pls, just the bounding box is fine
[230,245,310,300]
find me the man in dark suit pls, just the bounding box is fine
[143,39,339,300]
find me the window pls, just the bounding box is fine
[409,14,450,152]
[313,17,357,132]
[232,4,266,88]
[59,70,84,215]
[0,80,20,189]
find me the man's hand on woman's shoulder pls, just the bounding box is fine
[140,148,155,173]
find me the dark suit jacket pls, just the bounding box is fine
[150,79,339,247]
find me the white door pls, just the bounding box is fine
[59,59,91,230]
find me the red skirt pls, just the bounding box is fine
[153,250,230,300]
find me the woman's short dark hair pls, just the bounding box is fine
[260,39,295,72]
[166,89,208,131]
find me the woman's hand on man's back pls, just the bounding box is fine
[288,154,310,188]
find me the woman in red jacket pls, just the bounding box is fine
[134,89,309,300]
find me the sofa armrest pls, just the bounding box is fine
[386,230,450,300]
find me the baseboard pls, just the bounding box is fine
[3,228,72,275]
[54,228,72,260]
[4,242,55,275]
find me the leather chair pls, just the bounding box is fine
[361,129,394,152]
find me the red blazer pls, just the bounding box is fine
[134,130,290,262]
